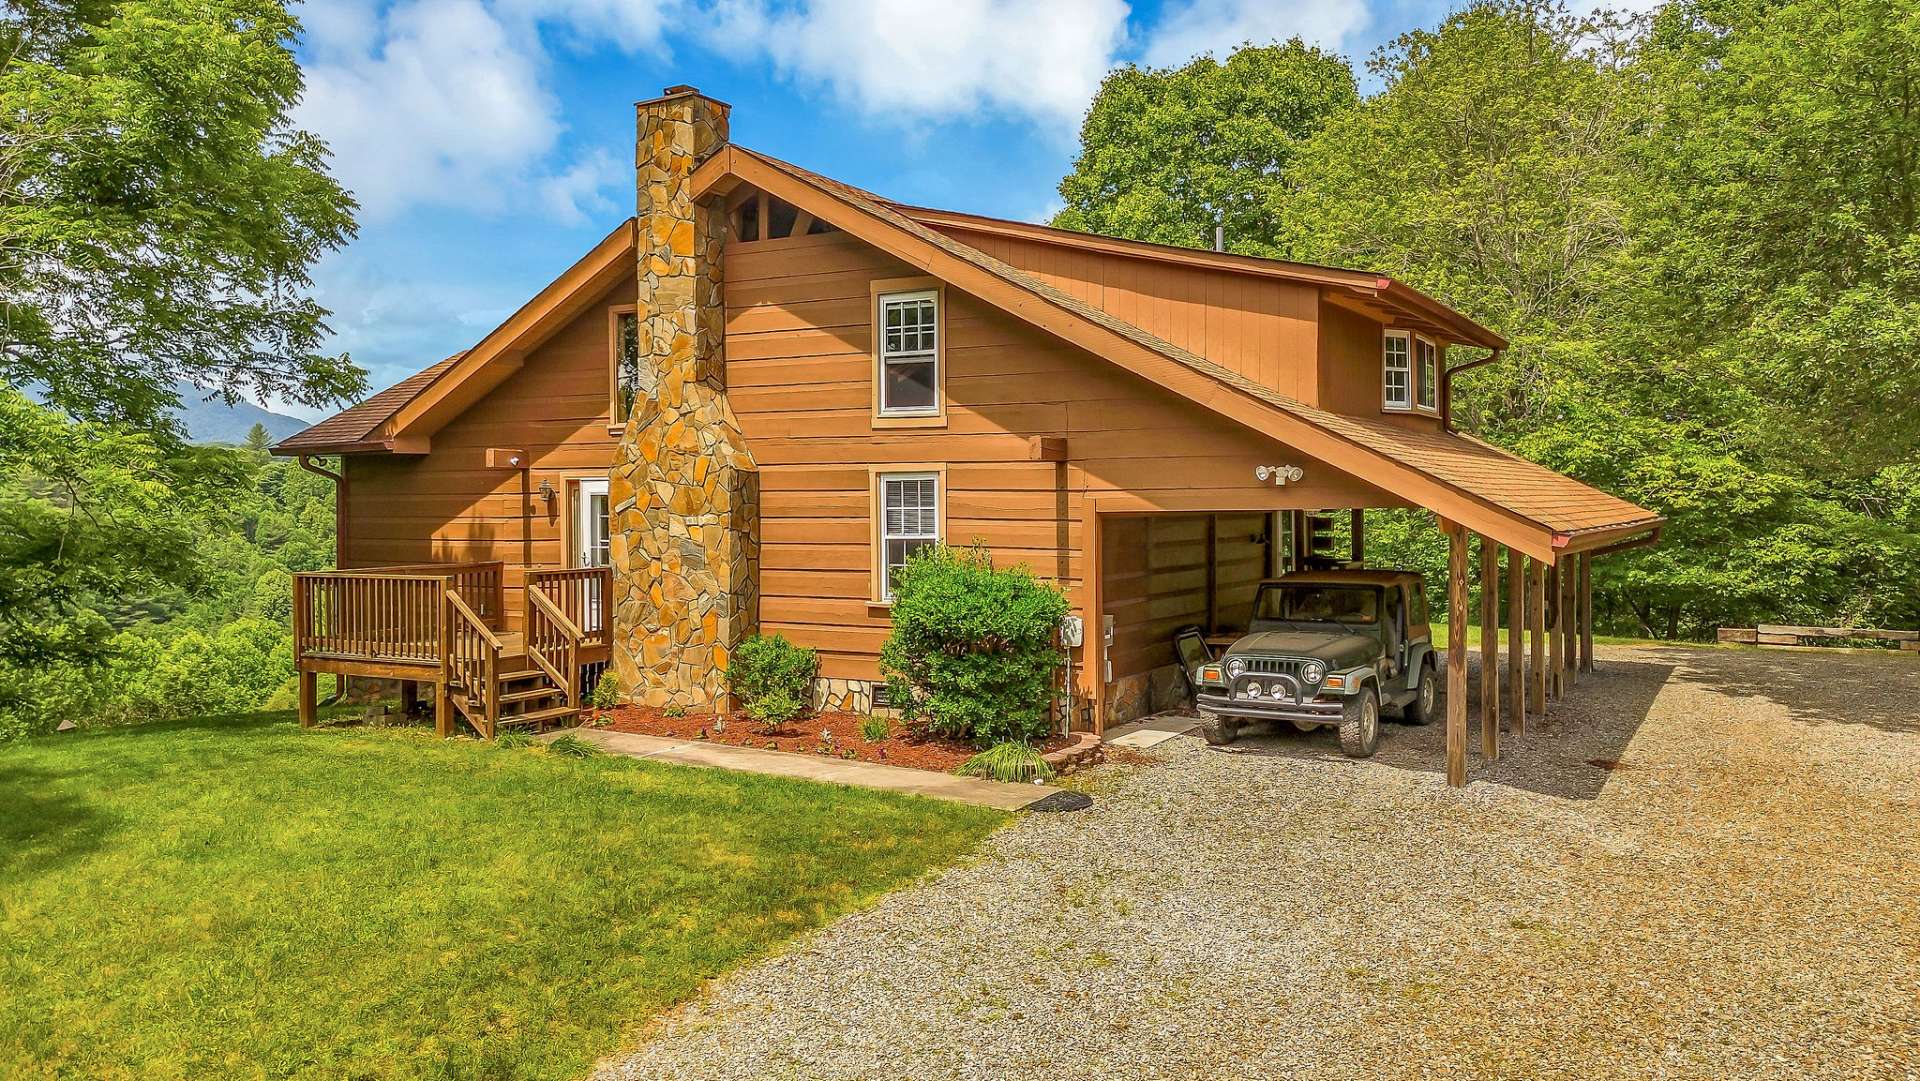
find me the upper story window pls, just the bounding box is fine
[877,288,940,418]
[1382,331,1412,410]
[611,307,640,427]
[1415,337,1438,412]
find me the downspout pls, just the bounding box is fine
[295,453,349,706]
[1440,348,1503,433]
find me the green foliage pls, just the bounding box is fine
[546,733,602,759]
[0,423,336,741]
[956,741,1055,784]
[0,713,1002,1077]
[588,671,623,710]
[729,634,818,730]
[0,0,362,432]
[1067,2,1920,637]
[495,730,533,748]
[1054,40,1357,252]
[879,545,1069,746]
[860,714,891,743]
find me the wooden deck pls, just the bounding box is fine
[293,561,613,738]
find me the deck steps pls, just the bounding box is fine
[497,705,577,729]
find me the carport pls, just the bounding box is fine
[1079,442,1664,788]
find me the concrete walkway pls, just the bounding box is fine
[540,727,1053,811]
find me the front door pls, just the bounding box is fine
[577,479,610,569]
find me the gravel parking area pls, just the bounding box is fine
[599,644,1920,1080]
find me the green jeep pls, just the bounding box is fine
[1193,569,1438,758]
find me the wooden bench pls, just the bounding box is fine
[1719,625,1919,651]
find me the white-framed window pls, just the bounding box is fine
[1415,336,1438,412]
[1383,331,1413,410]
[878,290,939,416]
[877,471,940,602]
[575,478,610,569]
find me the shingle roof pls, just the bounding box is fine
[272,354,463,454]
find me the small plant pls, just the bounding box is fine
[664,702,687,719]
[730,634,818,732]
[587,672,622,710]
[495,730,533,748]
[956,741,1055,784]
[547,734,602,759]
[860,715,891,743]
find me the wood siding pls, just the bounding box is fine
[341,273,635,627]
[728,230,1400,681]
[946,227,1322,403]
[1100,512,1270,683]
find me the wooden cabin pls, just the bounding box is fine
[276,87,1660,785]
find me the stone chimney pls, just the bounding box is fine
[607,87,759,709]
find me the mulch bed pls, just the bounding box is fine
[592,704,1070,773]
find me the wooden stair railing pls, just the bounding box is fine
[445,589,502,739]
[525,588,584,707]
[527,567,612,649]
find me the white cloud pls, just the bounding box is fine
[708,0,1130,128]
[497,0,681,51]
[1140,0,1370,69]
[538,147,625,224]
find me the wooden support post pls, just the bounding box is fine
[434,678,453,738]
[1547,563,1563,700]
[1350,508,1365,564]
[1479,534,1498,762]
[1506,548,1524,739]
[1579,553,1595,672]
[297,669,317,729]
[1446,521,1469,788]
[399,679,419,717]
[1561,560,1577,691]
[1528,558,1546,716]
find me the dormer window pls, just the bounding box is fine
[1383,331,1412,410]
[872,279,945,425]
[1384,330,1439,415]
[1415,337,1438,412]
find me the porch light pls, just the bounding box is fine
[537,479,556,509]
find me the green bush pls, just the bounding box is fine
[729,634,817,730]
[956,741,1055,784]
[879,544,1069,746]
[588,671,622,709]
[859,714,891,743]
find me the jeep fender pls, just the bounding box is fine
[1404,641,1434,691]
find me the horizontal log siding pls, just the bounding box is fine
[340,273,637,629]
[943,228,1322,405]
[729,231,1397,681]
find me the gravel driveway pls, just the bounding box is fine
[598,644,1920,1080]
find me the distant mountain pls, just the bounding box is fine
[168,387,311,445]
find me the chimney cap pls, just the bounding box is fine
[636,84,731,109]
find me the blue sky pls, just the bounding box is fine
[282,0,1601,419]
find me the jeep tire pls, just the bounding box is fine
[1338,686,1381,758]
[1400,657,1438,726]
[1199,713,1240,746]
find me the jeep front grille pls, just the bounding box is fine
[1244,657,1312,682]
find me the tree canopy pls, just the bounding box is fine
[1059,0,1920,637]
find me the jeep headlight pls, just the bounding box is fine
[1303,661,1324,684]
[1226,657,1245,677]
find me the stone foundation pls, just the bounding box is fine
[1104,663,1191,727]
[812,677,878,714]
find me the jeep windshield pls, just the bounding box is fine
[1251,584,1380,631]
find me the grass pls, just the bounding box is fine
[0,710,1004,1080]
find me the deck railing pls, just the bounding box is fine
[369,561,506,626]
[528,567,612,645]
[293,571,450,664]
[445,590,501,738]
[526,588,583,706]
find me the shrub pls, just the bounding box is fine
[587,671,622,709]
[860,714,891,743]
[728,633,817,730]
[956,741,1055,784]
[879,544,1069,746]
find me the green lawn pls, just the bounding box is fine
[0,711,1003,1079]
